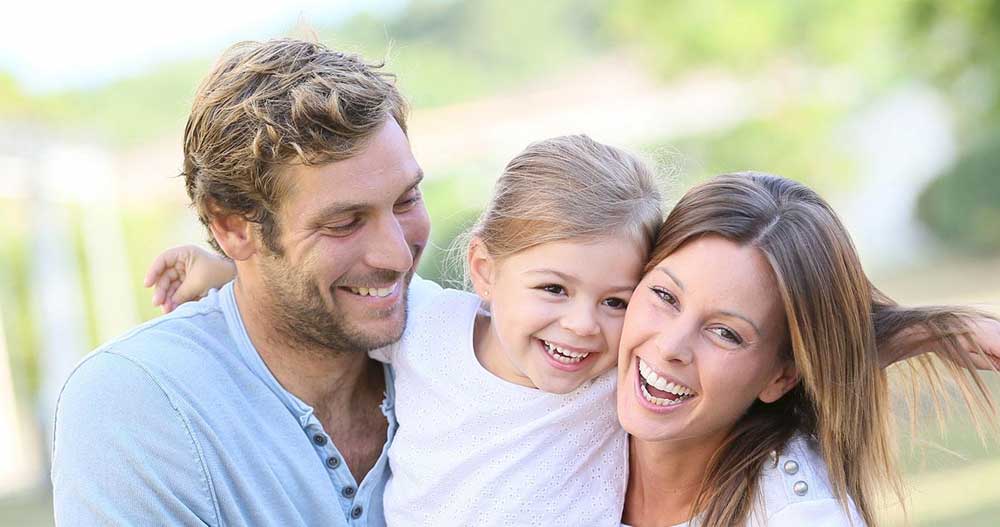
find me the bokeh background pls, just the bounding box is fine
[1,1,999,525]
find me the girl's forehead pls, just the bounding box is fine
[501,237,646,285]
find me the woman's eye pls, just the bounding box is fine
[540,284,565,295]
[710,327,744,345]
[649,286,678,307]
[603,297,628,310]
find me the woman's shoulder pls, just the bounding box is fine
[752,435,866,527]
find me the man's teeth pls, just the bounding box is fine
[638,358,695,398]
[348,285,396,298]
[543,340,590,364]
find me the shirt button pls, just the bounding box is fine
[351,505,363,519]
[342,485,356,498]
[312,434,327,446]
[326,456,341,469]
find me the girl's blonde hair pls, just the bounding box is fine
[459,134,663,280]
[649,173,996,527]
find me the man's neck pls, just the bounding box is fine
[232,278,379,416]
[623,432,726,527]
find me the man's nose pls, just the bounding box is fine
[364,214,413,273]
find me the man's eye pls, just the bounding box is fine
[603,297,628,309]
[649,287,678,307]
[394,192,422,212]
[540,284,565,295]
[326,219,361,234]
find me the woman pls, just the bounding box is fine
[617,172,997,526]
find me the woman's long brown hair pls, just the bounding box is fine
[646,173,996,526]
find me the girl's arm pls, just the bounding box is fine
[881,317,1000,370]
[143,245,236,313]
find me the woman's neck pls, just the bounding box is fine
[623,432,727,527]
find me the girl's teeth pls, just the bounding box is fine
[542,341,590,363]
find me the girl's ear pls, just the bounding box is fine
[758,360,799,404]
[467,237,496,301]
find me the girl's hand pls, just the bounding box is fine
[968,317,1000,371]
[143,245,236,313]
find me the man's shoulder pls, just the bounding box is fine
[62,290,238,405]
[97,289,232,366]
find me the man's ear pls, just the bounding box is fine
[467,237,497,301]
[208,203,257,261]
[758,360,799,404]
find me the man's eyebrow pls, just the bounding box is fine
[309,170,424,227]
[408,170,425,190]
[657,266,685,291]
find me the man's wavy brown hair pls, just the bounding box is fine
[182,38,408,253]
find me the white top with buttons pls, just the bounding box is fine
[622,435,866,527]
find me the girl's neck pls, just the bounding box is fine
[623,432,727,527]
[472,310,537,388]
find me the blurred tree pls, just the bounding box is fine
[904,0,1000,253]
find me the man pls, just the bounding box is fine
[51,38,435,525]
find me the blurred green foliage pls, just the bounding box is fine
[651,104,856,194]
[917,131,1000,254]
[0,0,608,145]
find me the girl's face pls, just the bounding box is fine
[616,236,797,443]
[471,236,646,394]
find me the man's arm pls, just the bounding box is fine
[52,352,219,526]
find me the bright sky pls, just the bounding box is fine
[0,0,404,93]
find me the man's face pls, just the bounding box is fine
[257,118,430,354]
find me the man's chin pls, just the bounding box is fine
[350,310,407,351]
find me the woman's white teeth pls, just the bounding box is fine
[349,285,395,297]
[641,383,687,407]
[543,340,590,363]
[638,358,695,397]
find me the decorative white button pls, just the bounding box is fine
[783,460,800,475]
[793,481,808,496]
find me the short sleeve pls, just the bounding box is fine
[52,352,219,526]
[767,498,866,527]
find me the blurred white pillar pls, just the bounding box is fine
[52,146,140,342]
[836,84,956,270]
[0,296,34,494]
[31,146,91,475]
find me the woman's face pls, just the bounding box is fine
[616,235,797,443]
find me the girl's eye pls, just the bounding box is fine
[710,327,744,345]
[603,297,628,310]
[649,286,678,308]
[540,284,566,295]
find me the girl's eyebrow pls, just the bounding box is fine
[526,269,635,292]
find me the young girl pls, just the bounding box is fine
[147,134,664,525]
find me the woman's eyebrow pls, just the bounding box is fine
[717,310,763,338]
[657,266,685,291]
